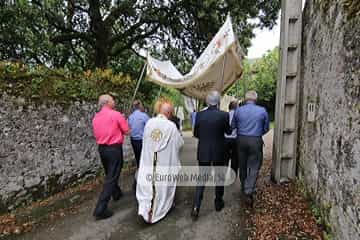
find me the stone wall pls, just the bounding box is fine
[0,94,133,213]
[298,1,360,239]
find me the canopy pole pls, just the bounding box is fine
[157,86,163,99]
[128,63,147,113]
[236,79,239,99]
[220,54,227,93]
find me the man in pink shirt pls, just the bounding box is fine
[92,94,129,220]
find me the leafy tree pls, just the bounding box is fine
[227,60,250,99]
[250,47,279,108]
[227,47,279,117]
[0,0,280,70]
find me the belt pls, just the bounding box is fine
[98,143,122,148]
[238,135,262,138]
[130,138,143,141]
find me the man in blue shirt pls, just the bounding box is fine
[128,100,150,169]
[231,91,269,207]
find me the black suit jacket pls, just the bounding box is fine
[194,106,231,163]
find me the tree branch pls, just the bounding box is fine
[110,24,160,57]
[50,32,94,45]
[68,0,88,13]
[104,2,129,26]
[109,20,145,45]
[130,47,146,60]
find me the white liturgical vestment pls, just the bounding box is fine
[136,114,184,223]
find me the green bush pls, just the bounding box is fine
[0,61,135,105]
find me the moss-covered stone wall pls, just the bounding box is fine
[298,1,360,239]
[0,94,133,213]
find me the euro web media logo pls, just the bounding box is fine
[137,166,237,186]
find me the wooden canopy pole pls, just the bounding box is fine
[128,63,147,113]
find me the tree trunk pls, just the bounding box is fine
[93,43,109,68]
[88,0,112,68]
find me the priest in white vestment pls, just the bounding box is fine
[136,101,184,223]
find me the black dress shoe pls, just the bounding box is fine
[94,210,113,221]
[190,207,199,221]
[215,199,225,211]
[113,189,123,202]
[244,194,254,208]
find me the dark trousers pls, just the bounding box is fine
[94,144,123,216]
[236,136,263,195]
[130,139,143,167]
[224,138,239,177]
[193,161,224,209]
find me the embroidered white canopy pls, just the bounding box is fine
[146,15,244,100]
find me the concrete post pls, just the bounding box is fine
[272,0,303,183]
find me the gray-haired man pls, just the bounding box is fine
[231,90,269,207]
[191,91,231,221]
[92,94,130,220]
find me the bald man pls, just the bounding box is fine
[136,101,184,223]
[92,94,129,220]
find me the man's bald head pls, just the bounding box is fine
[159,102,173,119]
[98,94,115,109]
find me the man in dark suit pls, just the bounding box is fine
[191,91,231,221]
